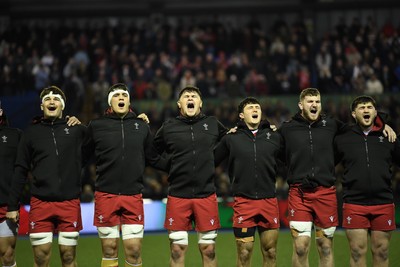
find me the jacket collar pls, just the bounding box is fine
[176,113,206,124]
[293,111,325,124]
[237,120,270,131]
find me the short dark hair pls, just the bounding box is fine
[178,85,202,99]
[351,95,377,111]
[238,97,261,114]
[108,83,129,94]
[40,86,66,102]
[299,88,320,101]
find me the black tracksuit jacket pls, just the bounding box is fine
[334,123,400,205]
[278,112,346,187]
[8,118,87,211]
[0,119,22,205]
[84,112,165,195]
[214,120,283,199]
[154,114,227,198]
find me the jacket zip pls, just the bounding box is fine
[309,125,315,178]
[119,119,126,194]
[253,135,258,199]
[364,136,372,202]
[190,125,196,195]
[50,121,61,189]
[51,122,59,156]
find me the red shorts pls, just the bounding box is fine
[164,194,220,232]
[94,192,144,227]
[0,205,7,223]
[288,185,338,228]
[29,197,82,234]
[233,197,280,229]
[342,203,396,231]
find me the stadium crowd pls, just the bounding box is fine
[1,15,400,211]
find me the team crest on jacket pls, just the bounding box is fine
[203,123,208,130]
[379,136,384,143]
[266,132,271,140]
[64,128,70,135]
[322,119,327,126]
[134,122,139,130]
[1,135,7,143]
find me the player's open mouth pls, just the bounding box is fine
[363,114,371,119]
[187,103,195,109]
[118,102,125,107]
[252,114,258,119]
[48,106,56,111]
[310,109,317,114]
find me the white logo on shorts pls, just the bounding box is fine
[238,216,244,224]
[388,220,392,226]
[290,209,295,217]
[210,219,215,225]
[274,218,278,224]
[168,217,174,226]
[73,221,77,228]
[138,214,142,221]
[98,215,104,223]
[329,216,334,222]
[30,221,35,229]
[346,216,352,225]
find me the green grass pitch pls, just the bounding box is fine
[14,230,400,266]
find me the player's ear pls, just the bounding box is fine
[177,101,181,109]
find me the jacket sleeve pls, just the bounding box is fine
[7,133,30,211]
[334,117,349,134]
[153,124,166,154]
[216,119,228,141]
[214,135,229,166]
[81,122,95,167]
[393,136,400,166]
[144,125,169,171]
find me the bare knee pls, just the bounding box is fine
[200,244,216,261]
[125,242,142,262]
[34,250,51,266]
[1,248,16,266]
[372,245,389,262]
[238,246,252,263]
[319,243,333,258]
[60,249,75,265]
[293,241,309,258]
[170,244,186,262]
[102,239,118,258]
[263,246,277,261]
[349,243,367,263]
